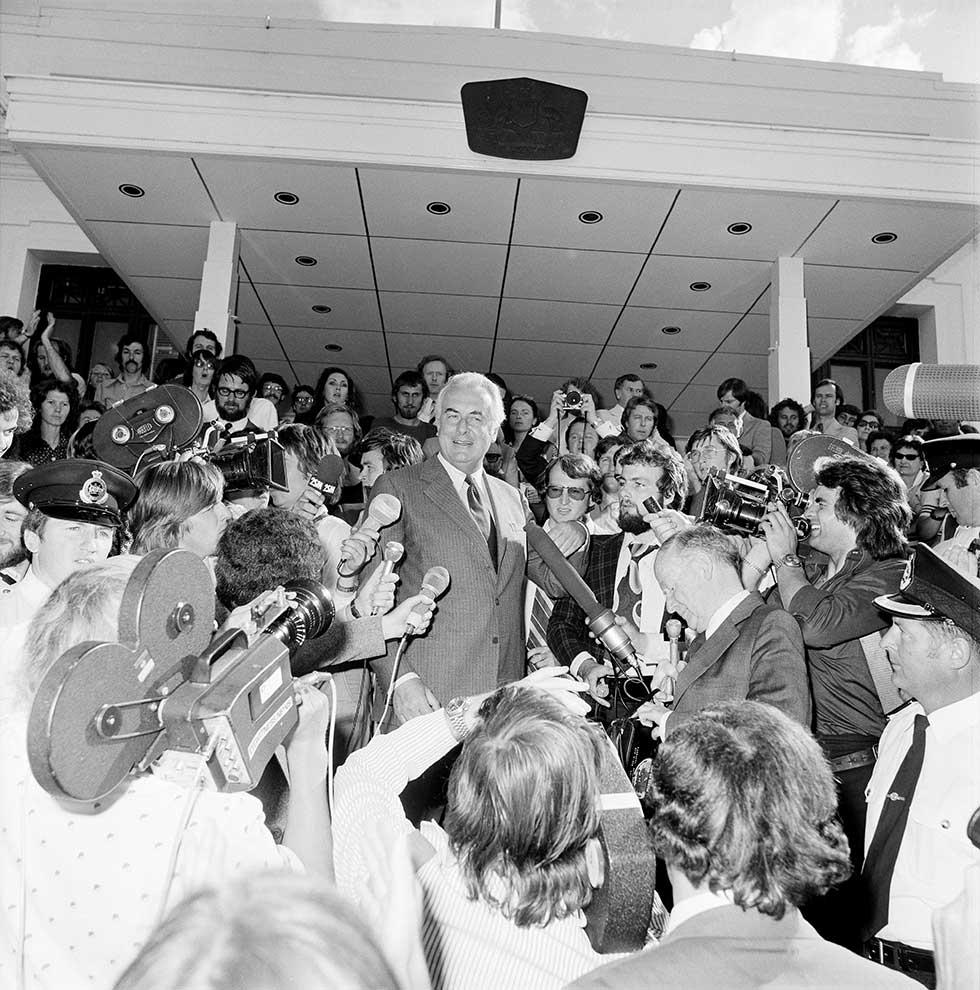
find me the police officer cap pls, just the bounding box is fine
[920,435,980,490]
[13,458,138,528]
[874,543,979,639]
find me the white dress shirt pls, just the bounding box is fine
[665,888,736,936]
[863,692,980,949]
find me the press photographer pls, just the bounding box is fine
[745,452,911,948]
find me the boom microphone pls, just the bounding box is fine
[404,566,450,635]
[525,521,646,690]
[883,363,980,421]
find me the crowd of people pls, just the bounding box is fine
[0,310,978,990]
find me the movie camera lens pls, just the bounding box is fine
[263,580,334,649]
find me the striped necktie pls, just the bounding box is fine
[465,475,497,567]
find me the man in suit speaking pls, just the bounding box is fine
[635,523,810,738]
[366,372,532,726]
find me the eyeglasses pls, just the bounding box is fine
[262,386,284,398]
[294,395,314,406]
[893,452,921,460]
[857,420,880,429]
[324,425,354,436]
[545,485,589,501]
[216,386,250,400]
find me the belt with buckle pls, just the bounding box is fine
[829,747,877,773]
[864,937,935,974]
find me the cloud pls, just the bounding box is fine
[689,0,845,63]
[844,6,933,71]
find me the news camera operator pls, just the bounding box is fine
[271,424,352,598]
[744,452,911,948]
[333,668,626,990]
[129,459,230,562]
[0,557,333,990]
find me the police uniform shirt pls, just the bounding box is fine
[0,567,52,629]
[863,692,980,949]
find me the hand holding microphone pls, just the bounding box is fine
[338,495,402,576]
[389,566,450,647]
[370,541,404,616]
[337,494,402,594]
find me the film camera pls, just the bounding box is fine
[28,549,333,809]
[92,384,287,493]
[558,387,584,412]
[694,434,862,540]
[698,465,812,540]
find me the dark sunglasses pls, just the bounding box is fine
[857,420,880,428]
[893,452,921,460]
[545,485,589,500]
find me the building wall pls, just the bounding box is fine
[0,136,102,321]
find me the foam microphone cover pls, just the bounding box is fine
[364,493,401,532]
[314,454,346,495]
[883,363,980,421]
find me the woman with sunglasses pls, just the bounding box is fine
[525,453,602,672]
[855,410,883,452]
[890,434,931,514]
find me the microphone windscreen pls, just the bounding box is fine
[420,566,450,599]
[381,540,404,564]
[367,493,401,528]
[314,454,346,491]
[883,363,980,421]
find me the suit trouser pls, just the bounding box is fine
[802,761,875,952]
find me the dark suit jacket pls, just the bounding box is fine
[366,456,530,703]
[547,532,625,672]
[668,593,811,735]
[566,904,917,989]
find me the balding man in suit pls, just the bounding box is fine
[635,523,810,739]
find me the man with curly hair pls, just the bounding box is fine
[747,453,911,948]
[0,369,33,458]
[569,703,914,989]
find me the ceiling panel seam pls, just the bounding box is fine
[237,258,298,378]
[488,178,522,372]
[191,158,225,221]
[666,285,772,410]
[355,167,394,385]
[588,188,682,381]
[790,200,840,256]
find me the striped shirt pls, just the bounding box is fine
[333,709,621,990]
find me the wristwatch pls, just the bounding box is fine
[779,553,805,570]
[445,696,471,742]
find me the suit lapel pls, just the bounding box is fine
[421,458,494,564]
[672,594,763,704]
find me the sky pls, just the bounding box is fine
[313,0,980,85]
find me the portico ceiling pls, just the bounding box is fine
[23,146,977,431]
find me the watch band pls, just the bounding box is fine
[445,696,471,742]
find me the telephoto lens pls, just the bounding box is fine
[263,580,334,649]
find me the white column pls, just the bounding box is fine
[194,221,240,353]
[768,257,811,405]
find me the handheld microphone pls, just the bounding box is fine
[307,454,346,501]
[370,541,404,616]
[338,494,402,577]
[883,363,980,421]
[403,566,450,636]
[525,521,647,694]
